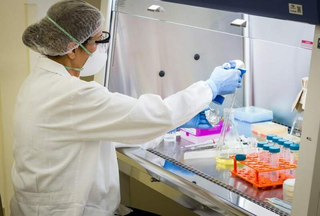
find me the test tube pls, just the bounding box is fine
[262,144,273,179]
[257,142,268,161]
[272,136,280,146]
[277,139,287,158]
[283,141,294,176]
[289,144,300,177]
[290,144,300,164]
[235,154,246,174]
[269,146,280,182]
[266,134,277,144]
[277,139,287,175]
[246,137,258,157]
[262,144,273,164]
[283,141,294,162]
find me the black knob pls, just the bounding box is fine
[194,54,200,61]
[192,181,197,184]
[159,71,165,77]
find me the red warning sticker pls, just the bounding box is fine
[301,40,313,50]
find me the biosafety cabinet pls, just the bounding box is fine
[104,0,320,215]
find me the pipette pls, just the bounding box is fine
[215,61,246,152]
[182,139,216,150]
[207,61,246,127]
[212,60,246,108]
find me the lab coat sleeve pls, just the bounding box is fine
[72,81,213,144]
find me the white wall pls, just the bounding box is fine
[0,87,5,213]
[0,1,30,215]
[0,1,109,215]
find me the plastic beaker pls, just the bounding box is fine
[215,108,243,165]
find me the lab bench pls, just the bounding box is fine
[117,137,287,216]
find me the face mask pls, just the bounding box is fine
[80,45,108,77]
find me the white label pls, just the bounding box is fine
[289,3,303,15]
[301,40,313,50]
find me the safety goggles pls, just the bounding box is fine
[84,31,110,44]
[83,31,110,53]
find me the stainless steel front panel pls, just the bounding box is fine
[247,15,314,126]
[109,1,244,111]
[107,0,315,127]
[115,0,243,34]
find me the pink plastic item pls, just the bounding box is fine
[180,121,224,143]
[181,121,223,136]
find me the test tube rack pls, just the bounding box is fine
[230,155,297,188]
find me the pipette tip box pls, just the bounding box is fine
[234,106,273,137]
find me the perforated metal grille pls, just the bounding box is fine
[147,148,289,216]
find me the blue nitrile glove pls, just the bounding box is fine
[206,66,242,99]
[178,108,212,129]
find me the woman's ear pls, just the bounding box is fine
[66,42,78,59]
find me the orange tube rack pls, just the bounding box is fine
[230,155,297,188]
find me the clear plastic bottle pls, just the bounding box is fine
[290,114,303,137]
[234,154,248,174]
[272,136,280,146]
[246,137,258,157]
[266,134,277,144]
[276,139,287,175]
[262,144,272,178]
[283,141,294,176]
[289,144,300,177]
[257,142,268,161]
[269,146,280,182]
[277,139,287,158]
[283,142,294,162]
[262,144,273,164]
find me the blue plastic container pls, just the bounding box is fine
[234,106,273,137]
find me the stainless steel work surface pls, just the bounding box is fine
[152,137,283,202]
[118,137,287,215]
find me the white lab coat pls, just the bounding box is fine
[10,56,212,216]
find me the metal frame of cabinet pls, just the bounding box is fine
[104,0,320,215]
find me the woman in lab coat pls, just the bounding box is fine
[11,0,242,215]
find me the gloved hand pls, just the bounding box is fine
[178,108,212,129]
[206,66,242,98]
